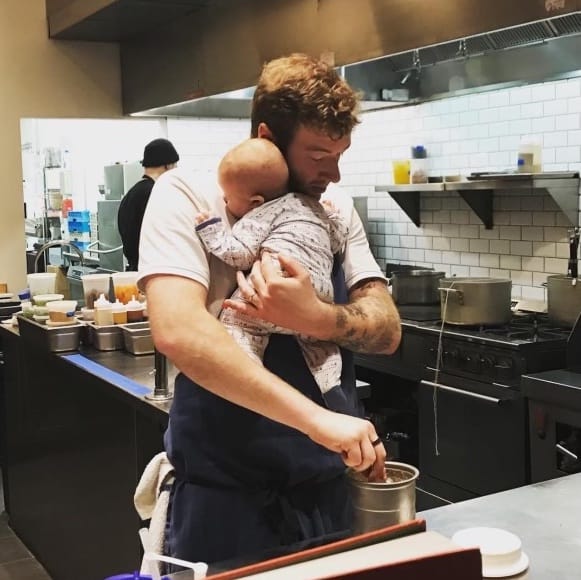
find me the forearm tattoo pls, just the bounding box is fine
[334,280,401,354]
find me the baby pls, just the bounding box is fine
[195,137,349,398]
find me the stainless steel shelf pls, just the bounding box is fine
[375,173,580,229]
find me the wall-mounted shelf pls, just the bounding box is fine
[376,172,580,229]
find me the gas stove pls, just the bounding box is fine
[403,311,570,389]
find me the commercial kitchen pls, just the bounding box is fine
[2,1,581,579]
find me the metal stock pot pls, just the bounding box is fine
[390,270,445,305]
[547,275,581,327]
[439,277,512,326]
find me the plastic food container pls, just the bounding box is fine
[27,273,57,297]
[112,272,140,305]
[81,273,111,309]
[47,300,78,323]
[392,159,410,184]
[32,294,64,306]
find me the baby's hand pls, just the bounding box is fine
[195,211,211,225]
[321,199,337,215]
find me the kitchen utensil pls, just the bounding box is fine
[439,278,512,326]
[390,270,445,305]
[347,461,419,534]
[546,274,581,327]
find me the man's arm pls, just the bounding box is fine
[145,273,387,480]
[224,254,401,355]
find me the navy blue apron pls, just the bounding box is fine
[164,258,364,567]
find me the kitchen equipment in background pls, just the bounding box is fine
[392,159,410,184]
[348,462,419,534]
[96,200,124,272]
[439,277,512,326]
[390,270,444,305]
[523,314,581,483]
[567,227,579,280]
[352,196,369,239]
[546,275,581,328]
[103,162,142,200]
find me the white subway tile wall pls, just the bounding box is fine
[166,78,581,301]
[339,76,581,300]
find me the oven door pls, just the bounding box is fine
[418,373,527,500]
[529,400,581,483]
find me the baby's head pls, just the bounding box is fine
[218,138,289,218]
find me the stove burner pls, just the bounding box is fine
[478,313,572,341]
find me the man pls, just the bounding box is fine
[117,138,179,271]
[138,53,401,566]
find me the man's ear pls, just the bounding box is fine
[256,123,274,141]
[250,194,265,208]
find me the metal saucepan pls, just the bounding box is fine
[390,270,445,305]
[439,277,512,326]
[547,275,581,328]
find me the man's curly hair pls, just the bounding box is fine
[251,53,361,153]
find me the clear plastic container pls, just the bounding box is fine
[27,273,57,297]
[94,293,113,326]
[81,273,111,309]
[517,142,542,173]
[392,159,410,184]
[47,300,78,323]
[112,272,140,305]
[410,158,429,184]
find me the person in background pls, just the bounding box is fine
[138,53,401,566]
[117,138,179,271]
[195,136,349,400]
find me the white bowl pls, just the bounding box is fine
[452,527,529,578]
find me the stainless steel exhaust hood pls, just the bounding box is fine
[46,1,581,117]
[134,11,581,118]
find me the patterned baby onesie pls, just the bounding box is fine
[196,192,349,394]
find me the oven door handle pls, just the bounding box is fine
[421,379,502,405]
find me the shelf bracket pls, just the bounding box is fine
[457,189,493,229]
[543,183,580,226]
[388,191,421,227]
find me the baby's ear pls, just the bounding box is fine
[250,194,265,208]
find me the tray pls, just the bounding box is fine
[119,322,154,355]
[17,314,82,353]
[86,322,124,351]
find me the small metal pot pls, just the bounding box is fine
[547,275,581,328]
[348,461,419,534]
[390,270,445,305]
[439,277,512,326]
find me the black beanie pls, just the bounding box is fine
[141,138,179,167]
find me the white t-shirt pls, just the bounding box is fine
[138,167,385,317]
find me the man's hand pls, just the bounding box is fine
[307,408,387,482]
[223,253,328,336]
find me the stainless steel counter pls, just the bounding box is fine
[420,473,581,579]
[163,474,581,579]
